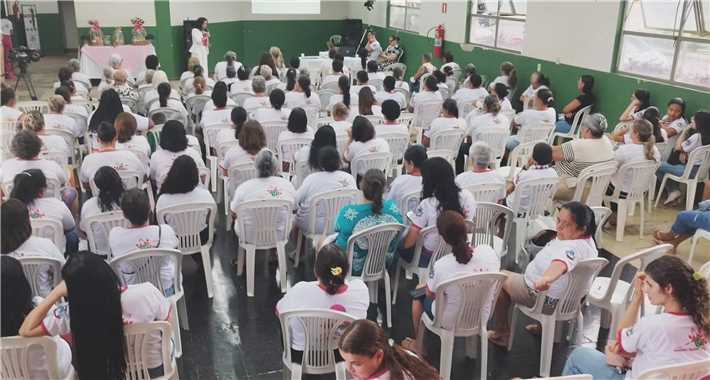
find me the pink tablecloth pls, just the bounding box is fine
[79,44,156,79]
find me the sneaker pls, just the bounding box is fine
[664,190,682,205]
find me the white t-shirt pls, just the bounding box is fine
[221,144,257,171]
[79,197,120,255]
[253,107,291,124]
[466,112,510,139]
[376,122,409,137]
[489,75,510,89]
[43,113,81,137]
[514,108,556,128]
[427,246,501,328]
[521,85,549,109]
[20,298,73,380]
[27,198,75,231]
[452,87,489,105]
[455,171,506,201]
[230,80,253,94]
[524,237,598,299]
[38,134,71,159]
[375,91,406,109]
[148,98,188,118]
[346,138,390,163]
[507,167,558,213]
[285,91,321,109]
[295,170,357,234]
[156,187,216,230]
[230,176,296,237]
[42,283,171,369]
[681,133,706,166]
[395,80,410,93]
[201,108,233,127]
[108,224,179,290]
[276,279,369,350]
[410,191,477,252]
[619,312,710,379]
[214,61,243,81]
[80,149,147,184]
[149,148,206,191]
[117,135,151,159]
[410,91,442,109]
[329,120,351,137]
[6,236,65,297]
[612,143,660,191]
[242,96,271,114]
[386,174,422,208]
[64,103,89,120]
[0,105,22,123]
[424,117,466,138]
[203,98,237,113]
[0,158,67,186]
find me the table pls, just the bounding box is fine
[299,55,362,78]
[80,44,156,79]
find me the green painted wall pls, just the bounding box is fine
[36,13,64,55]
[370,25,710,124]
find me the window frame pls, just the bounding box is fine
[615,0,710,90]
[388,0,421,33]
[466,0,527,53]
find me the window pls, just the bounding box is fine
[617,0,710,89]
[468,0,527,52]
[389,0,420,32]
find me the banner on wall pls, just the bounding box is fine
[20,3,39,50]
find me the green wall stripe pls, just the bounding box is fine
[153,0,178,78]
[36,13,64,55]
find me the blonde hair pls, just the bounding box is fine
[21,110,45,132]
[102,67,114,81]
[48,95,65,113]
[632,119,657,161]
[187,56,201,71]
[144,69,155,84]
[259,65,273,80]
[269,46,284,68]
[112,69,128,84]
[332,102,349,120]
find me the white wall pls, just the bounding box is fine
[20,0,59,14]
[73,0,157,27]
[348,0,387,28]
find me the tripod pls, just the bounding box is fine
[13,62,38,100]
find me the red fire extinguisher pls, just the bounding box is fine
[433,24,445,58]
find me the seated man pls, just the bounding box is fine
[409,54,436,93]
[378,35,402,68]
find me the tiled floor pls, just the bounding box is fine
[8,54,709,379]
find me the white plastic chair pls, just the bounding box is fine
[378,130,409,177]
[392,226,451,304]
[204,123,233,191]
[279,137,313,179]
[318,89,337,112]
[468,202,514,260]
[550,105,592,143]
[0,336,75,380]
[369,79,384,92]
[509,176,559,264]
[590,206,612,250]
[345,223,406,327]
[570,161,617,207]
[397,189,422,220]
[461,182,506,203]
[429,128,465,165]
[235,199,294,297]
[156,202,217,300]
[43,128,77,161]
[294,189,360,268]
[655,145,710,211]
[304,105,321,128]
[185,94,212,125]
[262,120,288,153]
[411,100,443,143]
[223,161,258,231]
[16,256,63,298]
[508,258,609,377]
[350,151,392,177]
[147,107,188,128]
[231,92,254,107]
[603,160,659,242]
[637,358,710,380]
[85,211,131,259]
[416,272,507,380]
[292,159,312,189]
[278,309,355,380]
[495,140,541,181]
[17,100,49,114]
[588,244,671,341]
[123,322,177,380]
[393,87,411,109]
[475,128,509,168]
[110,248,185,357]
[30,218,65,254]
[363,114,384,125]
[688,228,710,265]
[518,122,554,146]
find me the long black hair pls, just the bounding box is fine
[62,251,126,379]
[437,210,472,264]
[642,106,664,143]
[10,169,45,205]
[212,81,228,108]
[160,155,199,195]
[157,82,171,108]
[159,120,189,152]
[1,199,32,254]
[1,256,34,337]
[338,75,350,108]
[298,75,312,98]
[94,166,125,212]
[691,110,710,146]
[421,157,464,215]
[285,69,297,91]
[89,89,122,132]
[559,201,597,244]
[634,89,651,111]
[308,125,337,170]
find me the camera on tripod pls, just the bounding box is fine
[9,46,41,68]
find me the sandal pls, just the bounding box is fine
[487,330,510,348]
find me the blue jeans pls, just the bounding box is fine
[656,162,699,192]
[555,119,572,133]
[65,228,79,255]
[506,135,520,151]
[562,347,624,379]
[671,210,710,236]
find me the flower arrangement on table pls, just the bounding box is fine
[131,17,148,45]
[88,19,104,46]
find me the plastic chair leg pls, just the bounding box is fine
[293,234,303,268]
[438,331,455,380]
[177,296,190,330]
[289,363,302,380]
[507,305,518,352]
[276,243,288,293]
[384,272,392,328]
[688,233,700,265]
[201,245,214,298]
[480,329,489,380]
[639,199,646,238]
[539,317,555,377]
[686,181,697,211]
[392,261,402,305]
[246,246,256,297]
[616,201,627,242]
[236,246,245,276]
[170,299,184,358]
[654,175,669,208]
[334,361,348,380]
[208,156,218,193]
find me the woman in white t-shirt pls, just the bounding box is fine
[19,109,70,160]
[452,73,488,109]
[216,106,248,145]
[230,66,252,94]
[253,89,291,124]
[150,120,207,192]
[109,188,179,293]
[327,76,353,113]
[356,86,382,119]
[408,76,442,112]
[489,61,518,94]
[20,252,173,379]
[277,244,369,357]
[490,83,514,117]
[563,255,710,379]
[456,142,506,202]
[338,319,439,380]
[1,199,65,297]
[386,145,427,213]
[344,116,390,174]
[79,121,147,188]
[457,95,510,173]
[220,120,267,194]
[505,142,559,214]
[489,202,599,346]
[80,166,124,255]
[506,88,556,152]
[1,256,73,380]
[400,157,477,268]
[406,211,500,346]
[277,107,314,167]
[44,95,81,138]
[149,82,188,119]
[285,75,321,110]
[422,98,465,148]
[519,71,550,110]
[11,169,78,254]
[115,112,151,161]
[201,82,233,127]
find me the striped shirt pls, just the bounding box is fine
[555,136,614,186]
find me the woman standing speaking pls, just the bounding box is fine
[189,17,210,72]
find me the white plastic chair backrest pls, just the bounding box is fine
[398,112,415,128]
[89,170,142,195]
[2,179,60,199]
[369,78,384,92]
[351,151,392,176]
[125,148,150,167]
[293,160,312,189]
[0,336,66,380]
[318,89,337,112]
[203,123,232,152]
[572,161,617,207]
[320,81,339,92]
[412,100,443,130]
[346,223,405,283]
[590,206,612,245]
[261,120,288,153]
[16,256,63,298]
[123,322,176,380]
[432,272,507,335]
[64,112,87,137]
[30,218,63,248]
[235,199,294,247]
[462,182,505,203]
[548,258,608,319]
[226,160,258,195]
[506,140,541,180]
[304,105,320,128]
[430,127,464,153]
[307,189,360,236]
[468,202,514,258]
[637,358,710,380]
[518,122,554,145]
[156,202,217,254]
[458,101,476,118]
[43,128,75,149]
[278,309,356,374]
[278,137,313,173]
[475,127,510,163]
[120,96,137,112]
[363,114,384,125]
[17,101,48,114]
[569,105,593,138]
[398,190,421,219]
[148,107,188,127]
[393,87,410,108]
[231,92,254,107]
[85,210,131,259]
[417,225,452,278]
[510,176,559,218]
[217,140,239,160]
[39,150,68,167]
[614,160,659,200]
[109,248,183,297]
[378,131,409,167]
[682,145,710,181]
[594,244,671,307]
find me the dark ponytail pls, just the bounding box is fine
[314,244,349,295]
[338,75,351,108]
[10,169,46,205]
[437,210,473,264]
[361,169,386,214]
[501,61,517,89]
[560,201,596,244]
[645,255,709,337]
[642,106,664,143]
[94,166,125,212]
[536,88,554,107]
[299,75,312,98]
[286,69,297,91]
[157,82,170,108]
